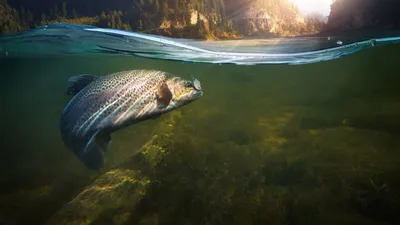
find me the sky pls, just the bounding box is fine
[288,0,334,16]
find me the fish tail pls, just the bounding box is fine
[66,74,99,96]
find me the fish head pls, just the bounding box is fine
[165,76,203,108]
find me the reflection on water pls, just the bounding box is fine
[1,43,400,225]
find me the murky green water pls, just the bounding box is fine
[1,43,400,225]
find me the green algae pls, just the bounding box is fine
[45,111,183,225]
[1,44,400,225]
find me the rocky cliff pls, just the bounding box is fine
[225,0,312,37]
[158,0,316,38]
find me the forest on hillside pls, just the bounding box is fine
[1,0,400,39]
[324,0,400,33]
[0,0,325,39]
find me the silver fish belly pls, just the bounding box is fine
[60,69,203,170]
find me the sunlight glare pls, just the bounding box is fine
[288,0,333,16]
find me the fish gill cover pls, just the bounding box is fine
[0,23,399,65]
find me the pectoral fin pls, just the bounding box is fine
[96,133,112,152]
[156,82,172,108]
[78,130,112,170]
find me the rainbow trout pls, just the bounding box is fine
[60,70,203,170]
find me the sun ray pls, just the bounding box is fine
[288,0,333,16]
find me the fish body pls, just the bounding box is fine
[60,70,203,170]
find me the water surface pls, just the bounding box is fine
[1,23,400,65]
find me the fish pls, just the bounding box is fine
[60,69,203,170]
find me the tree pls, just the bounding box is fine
[138,19,143,31]
[219,4,226,31]
[173,0,180,21]
[208,17,215,33]
[305,12,326,32]
[196,10,201,27]
[41,13,46,21]
[154,0,160,12]
[72,9,77,18]
[53,4,59,19]
[62,2,67,18]
[182,1,191,25]
[19,6,27,27]
[27,9,33,25]
[160,0,169,21]
[20,5,25,18]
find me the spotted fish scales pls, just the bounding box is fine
[60,69,203,170]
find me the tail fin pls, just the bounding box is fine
[66,74,99,96]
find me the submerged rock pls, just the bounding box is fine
[45,112,182,225]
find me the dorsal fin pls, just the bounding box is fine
[66,74,99,96]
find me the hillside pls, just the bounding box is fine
[224,0,317,37]
[324,0,400,34]
[1,0,325,39]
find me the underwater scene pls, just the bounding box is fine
[1,0,400,225]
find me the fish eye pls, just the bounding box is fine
[184,81,193,88]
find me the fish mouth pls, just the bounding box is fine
[193,89,203,99]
